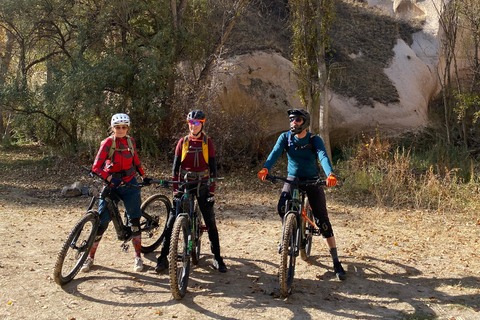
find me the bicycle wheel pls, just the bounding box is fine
[191,203,202,265]
[53,210,99,286]
[279,213,297,297]
[169,215,190,300]
[140,194,171,253]
[300,198,314,261]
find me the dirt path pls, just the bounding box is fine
[1,145,479,320]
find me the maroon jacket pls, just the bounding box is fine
[172,133,216,194]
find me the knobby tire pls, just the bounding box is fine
[140,194,171,253]
[169,215,190,300]
[53,211,99,286]
[279,213,297,297]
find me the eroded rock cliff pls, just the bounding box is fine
[211,0,458,144]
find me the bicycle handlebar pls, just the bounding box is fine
[151,177,224,189]
[83,166,147,189]
[266,175,326,186]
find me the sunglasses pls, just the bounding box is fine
[187,120,204,126]
[114,125,129,130]
[289,117,303,123]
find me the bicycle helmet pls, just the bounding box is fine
[287,109,310,134]
[111,113,130,127]
[186,110,206,122]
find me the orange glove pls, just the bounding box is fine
[257,168,268,181]
[326,174,337,187]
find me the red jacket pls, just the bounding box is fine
[92,135,145,182]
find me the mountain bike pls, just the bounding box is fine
[266,175,325,297]
[157,177,223,300]
[53,171,170,286]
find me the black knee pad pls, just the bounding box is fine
[277,192,292,218]
[316,219,334,238]
[129,217,141,235]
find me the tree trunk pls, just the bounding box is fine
[1,31,16,142]
[318,79,332,160]
[316,0,331,159]
[307,84,319,133]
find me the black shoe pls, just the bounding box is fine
[334,261,347,280]
[213,258,227,273]
[154,256,168,274]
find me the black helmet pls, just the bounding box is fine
[287,109,310,134]
[187,110,206,121]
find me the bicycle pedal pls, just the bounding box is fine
[200,225,209,232]
[121,243,130,252]
[312,228,321,236]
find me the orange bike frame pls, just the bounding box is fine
[302,206,315,227]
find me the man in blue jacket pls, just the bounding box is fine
[258,109,346,280]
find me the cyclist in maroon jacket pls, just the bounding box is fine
[155,110,227,273]
[81,113,152,273]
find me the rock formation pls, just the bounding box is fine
[212,0,465,145]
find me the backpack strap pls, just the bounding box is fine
[285,131,315,152]
[107,136,135,161]
[202,134,209,163]
[126,136,134,157]
[285,132,321,174]
[181,135,190,163]
[181,134,209,164]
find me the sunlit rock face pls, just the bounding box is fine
[211,0,474,144]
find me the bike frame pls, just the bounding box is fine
[174,185,199,254]
[53,169,167,286]
[86,185,131,241]
[158,177,222,233]
[268,175,325,296]
[276,177,321,256]
[157,177,223,260]
[282,186,307,257]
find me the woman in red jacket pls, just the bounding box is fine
[82,113,150,273]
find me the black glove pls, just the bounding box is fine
[207,193,215,203]
[173,193,182,203]
[143,177,153,186]
[110,178,122,188]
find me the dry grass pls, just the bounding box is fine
[337,132,480,214]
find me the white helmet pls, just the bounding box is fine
[111,113,130,127]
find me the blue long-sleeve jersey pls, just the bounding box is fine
[263,131,334,179]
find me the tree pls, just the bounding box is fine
[289,0,336,158]
[434,0,480,151]
[0,27,15,142]
[455,0,480,136]
[0,0,250,155]
[457,0,480,90]
[434,0,461,146]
